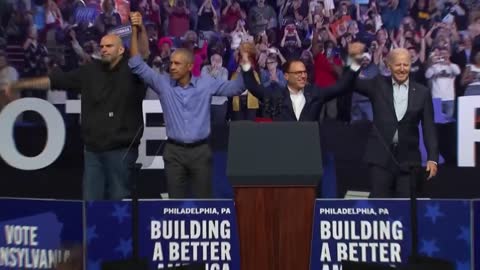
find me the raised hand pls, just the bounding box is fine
[130,12,143,28]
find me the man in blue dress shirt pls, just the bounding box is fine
[129,12,248,198]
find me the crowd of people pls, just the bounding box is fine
[0,0,479,120]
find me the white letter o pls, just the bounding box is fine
[0,98,66,170]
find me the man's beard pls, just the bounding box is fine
[101,56,113,64]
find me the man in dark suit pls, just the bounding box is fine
[354,48,439,198]
[240,42,365,121]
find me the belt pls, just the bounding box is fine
[167,138,209,148]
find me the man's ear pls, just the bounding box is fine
[119,46,125,55]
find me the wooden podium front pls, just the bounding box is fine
[226,122,323,270]
[233,186,316,270]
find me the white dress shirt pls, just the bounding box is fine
[392,79,409,143]
[240,60,360,122]
[288,87,306,120]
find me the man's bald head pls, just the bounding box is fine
[102,34,123,46]
[387,48,411,84]
[100,34,125,66]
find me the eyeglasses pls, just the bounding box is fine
[286,70,307,76]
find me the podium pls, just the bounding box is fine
[227,122,323,270]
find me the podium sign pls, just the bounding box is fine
[86,200,240,270]
[310,199,471,270]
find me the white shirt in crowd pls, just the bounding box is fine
[425,63,461,101]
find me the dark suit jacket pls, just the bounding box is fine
[241,68,359,121]
[355,76,439,170]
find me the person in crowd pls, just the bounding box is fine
[182,30,208,77]
[163,0,191,38]
[3,19,150,201]
[425,48,461,120]
[260,52,287,90]
[0,52,19,111]
[312,21,343,120]
[461,51,480,95]
[201,52,228,80]
[247,0,277,36]
[280,22,302,60]
[221,0,246,32]
[23,26,48,78]
[351,52,377,122]
[230,42,260,121]
[94,0,122,36]
[197,0,218,40]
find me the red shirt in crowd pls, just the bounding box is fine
[222,9,242,32]
[313,52,342,87]
[168,8,190,38]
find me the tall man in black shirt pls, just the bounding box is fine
[4,31,150,200]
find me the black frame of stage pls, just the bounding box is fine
[1,120,479,199]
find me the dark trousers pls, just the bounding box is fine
[369,144,423,198]
[368,165,412,198]
[163,142,213,198]
[83,148,138,200]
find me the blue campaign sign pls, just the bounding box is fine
[86,200,240,270]
[0,198,83,269]
[310,199,471,270]
[109,25,132,47]
[310,200,412,270]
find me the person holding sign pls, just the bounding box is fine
[3,30,150,200]
[354,48,439,198]
[129,12,250,199]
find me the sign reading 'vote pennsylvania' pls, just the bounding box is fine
[0,198,83,269]
[310,199,471,270]
[86,200,240,270]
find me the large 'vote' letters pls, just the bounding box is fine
[0,97,480,170]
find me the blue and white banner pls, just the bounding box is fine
[109,25,132,47]
[0,198,84,270]
[86,200,240,270]
[309,199,471,270]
